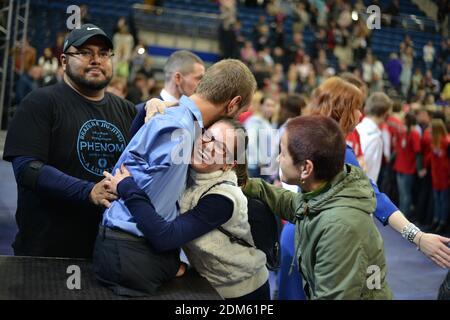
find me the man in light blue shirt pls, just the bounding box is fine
[103,95,203,235]
[103,58,257,233]
[103,59,256,235]
[93,59,257,297]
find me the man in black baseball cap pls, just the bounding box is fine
[2,22,137,259]
[63,23,113,52]
[61,23,115,93]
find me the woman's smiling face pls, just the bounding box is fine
[191,121,235,173]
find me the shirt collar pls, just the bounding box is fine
[160,89,178,103]
[361,117,380,131]
[179,95,204,129]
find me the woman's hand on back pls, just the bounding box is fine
[103,164,132,196]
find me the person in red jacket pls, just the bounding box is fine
[430,119,449,234]
[416,109,434,226]
[393,112,421,219]
[346,129,366,170]
[377,100,403,204]
[386,102,404,157]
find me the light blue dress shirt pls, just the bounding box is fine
[102,96,204,236]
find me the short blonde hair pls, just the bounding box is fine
[164,50,204,83]
[365,92,393,117]
[196,59,257,110]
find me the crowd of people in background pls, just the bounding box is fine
[8,0,450,238]
[217,0,450,236]
[2,0,450,301]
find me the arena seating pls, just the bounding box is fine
[27,0,442,75]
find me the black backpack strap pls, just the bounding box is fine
[199,180,255,249]
[217,226,254,248]
[199,180,236,198]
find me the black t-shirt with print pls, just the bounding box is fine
[3,81,136,258]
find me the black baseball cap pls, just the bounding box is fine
[63,24,113,52]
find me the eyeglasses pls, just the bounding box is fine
[65,49,114,61]
[201,129,229,157]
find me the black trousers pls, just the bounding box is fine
[438,270,450,300]
[414,171,434,225]
[92,226,180,297]
[377,162,398,206]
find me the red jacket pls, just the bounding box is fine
[346,130,363,158]
[239,111,253,124]
[393,128,421,174]
[430,136,449,190]
[386,115,403,155]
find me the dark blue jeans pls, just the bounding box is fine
[396,173,415,218]
[433,189,449,225]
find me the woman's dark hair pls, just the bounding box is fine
[282,93,307,116]
[286,115,346,181]
[404,112,417,133]
[216,118,249,186]
[392,100,402,113]
[278,93,307,126]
